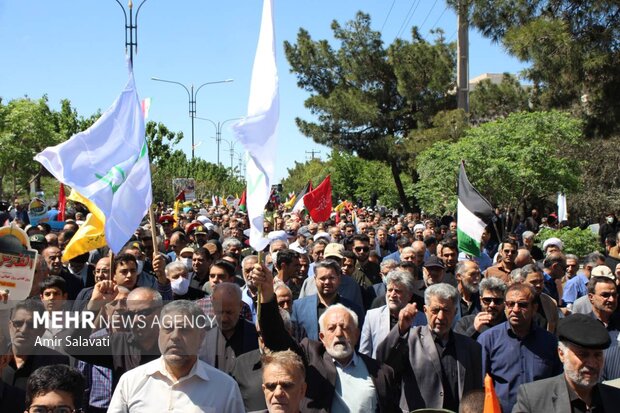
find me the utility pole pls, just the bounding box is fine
[305,150,321,160]
[457,0,470,113]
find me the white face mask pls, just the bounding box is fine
[171,276,190,296]
[607,216,615,224]
[136,260,145,274]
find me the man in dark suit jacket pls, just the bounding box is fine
[377,283,482,412]
[291,261,364,341]
[513,313,620,413]
[253,261,400,413]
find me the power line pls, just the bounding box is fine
[418,0,439,31]
[380,0,397,32]
[395,0,420,40]
[448,30,457,42]
[429,5,449,33]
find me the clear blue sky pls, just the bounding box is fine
[0,0,527,183]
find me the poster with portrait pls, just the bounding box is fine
[172,178,196,201]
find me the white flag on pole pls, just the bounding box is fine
[35,70,152,253]
[557,193,567,223]
[233,0,279,252]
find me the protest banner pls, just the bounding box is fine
[172,178,196,201]
[0,223,37,303]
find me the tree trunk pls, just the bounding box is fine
[0,174,3,200]
[390,160,411,213]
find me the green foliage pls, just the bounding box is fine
[536,227,602,258]
[414,111,583,215]
[281,151,414,208]
[284,12,456,210]
[470,74,531,124]
[448,0,620,136]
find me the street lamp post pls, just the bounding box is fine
[221,138,238,171]
[114,0,150,65]
[151,77,233,159]
[195,117,242,165]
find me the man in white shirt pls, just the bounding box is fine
[108,300,244,412]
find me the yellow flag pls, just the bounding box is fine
[62,190,107,262]
[334,200,347,212]
[283,194,297,209]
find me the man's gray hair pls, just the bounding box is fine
[565,254,579,262]
[160,299,203,319]
[318,303,358,332]
[522,231,535,240]
[385,270,416,294]
[380,259,398,272]
[222,237,243,250]
[479,277,507,296]
[165,261,188,276]
[212,282,242,301]
[424,283,459,306]
[274,283,292,296]
[510,268,525,283]
[455,260,476,276]
[241,254,258,268]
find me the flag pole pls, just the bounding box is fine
[148,204,158,256]
[108,250,114,282]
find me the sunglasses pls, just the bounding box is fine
[505,301,530,309]
[481,297,505,305]
[11,319,35,329]
[264,381,296,391]
[354,246,370,252]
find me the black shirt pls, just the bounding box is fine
[317,295,341,320]
[567,378,605,413]
[432,331,459,411]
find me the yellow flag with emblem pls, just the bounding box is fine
[62,189,107,262]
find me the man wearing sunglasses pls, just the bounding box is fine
[478,283,562,413]
[351,234,382,289]
[3,300,69,392]
[455,277,507,339]
[24,364,85,413]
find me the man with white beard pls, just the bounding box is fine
[513,314,620,412]
[252,262,400,412]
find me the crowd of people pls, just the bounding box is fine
[2,200,620,412]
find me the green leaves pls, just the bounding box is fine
[414,111,583,215]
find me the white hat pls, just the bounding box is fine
[542,237,563,251]
[313,231,330,242]
[268,230,288,243]
[591,265,614,279]
[413,224,425,232]
[197,215,212,225]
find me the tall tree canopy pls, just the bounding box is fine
[285,12,455,211]
[448,0,620,136]
[414,111,583,216]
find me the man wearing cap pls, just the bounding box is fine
[28,233,48,254]
[513,313,620,412]
[417,255,446,295]
[297,243,364,310]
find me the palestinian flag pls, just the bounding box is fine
[457,161,494,257]
[239,190,247,212]
[292,180,313,214]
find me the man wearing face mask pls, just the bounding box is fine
[66,252,96,288]
[177,246,195,271]
[165,261,205,300]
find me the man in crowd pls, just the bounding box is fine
[478,283,562,413]
[291,260,364,341]
[377,283,482,411]
[260,350,308,413]
[485,238,518,283]
[455,277,507,339]
[456,260,482,317]
[200,282,258,373]
[351,234,382,289]
[165,261,205,300]
[252,263,400,412]
[360,270,425,358]
[586,274,620,341]
[108,300,244,412]
[24,365,85,413]
[542,252,567,303]
[189,247,212,291]
[563,254,599,310]
[41,246,83,300]
[513,314,620,412]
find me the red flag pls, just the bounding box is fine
[175,189,185,202]
[58,183,66,221]
[303,175,332,222]
[483,373,501,413]
[239,190,247,212]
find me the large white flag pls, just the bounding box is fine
[35,70,152,254]
[233,0,279,252]
[557,193,567,223]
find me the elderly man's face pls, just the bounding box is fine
[262,363,307,413]
[275,288,293,314]
[43,247,63,276]
[505,288,537,330]
[94,257,111,283]
[386,281,412,314]
[212,289,242,336]
[480,289,506,321]
[319,308,359,361]
[559,342,604,388]
[424,295,456,339]
[457,261,481,295]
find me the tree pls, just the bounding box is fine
[448,0,620,136]
[285,12,455,211]
[0,97,62,198]
[145,121,183,165]
[469,74,531,124]
[281,158,328,197]
[414,111,583,216]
